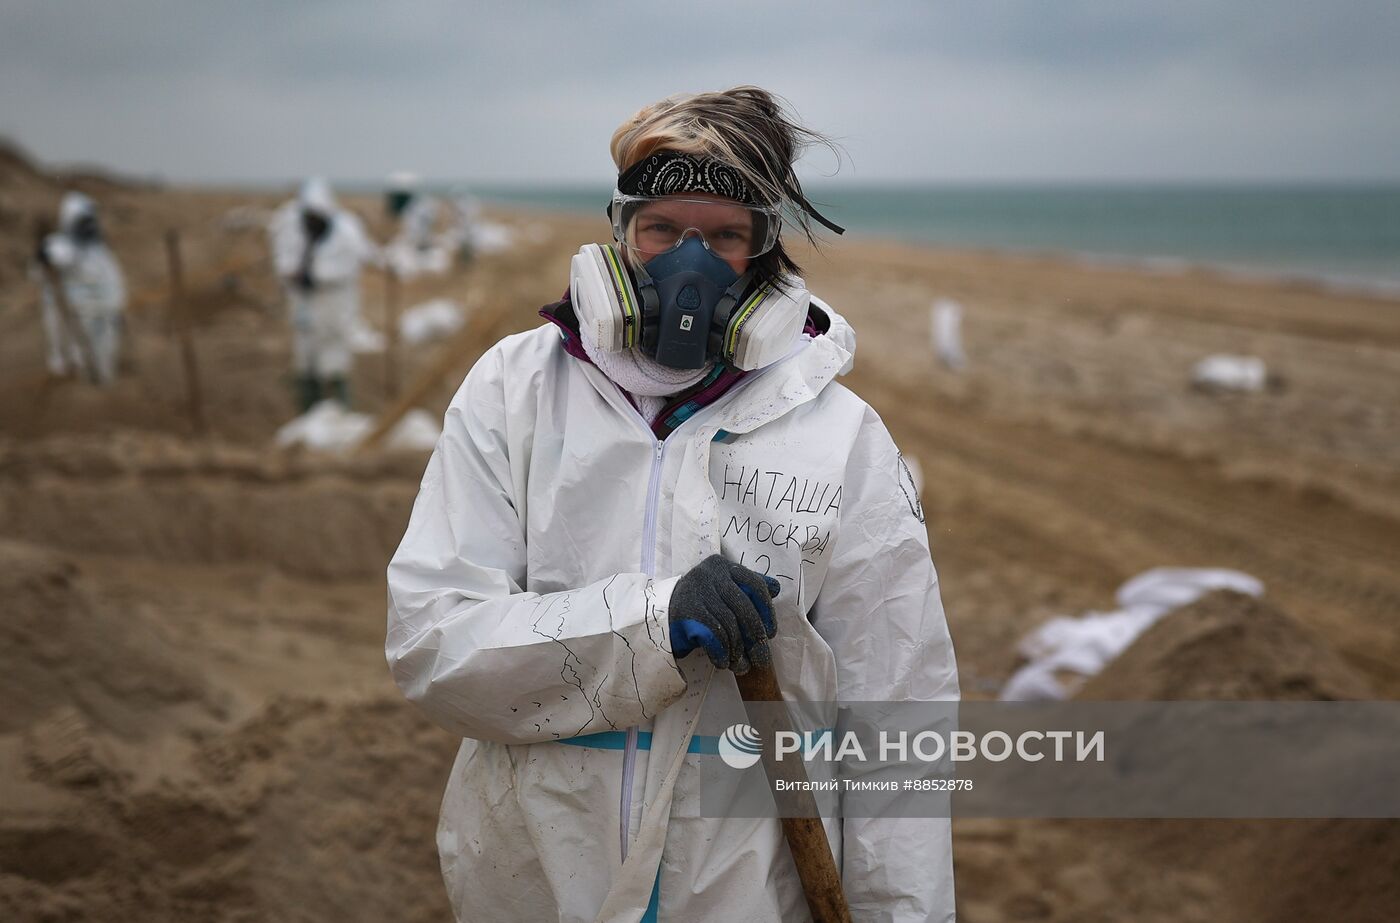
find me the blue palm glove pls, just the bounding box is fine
[669,554,781,675]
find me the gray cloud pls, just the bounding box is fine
[1,0,1397,184]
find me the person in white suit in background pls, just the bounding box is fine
[268,178,377,410]
[35,192,126,384]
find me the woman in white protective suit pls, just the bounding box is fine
[268,178,377,410]
[387,86,960,922]
[35,192,127,384]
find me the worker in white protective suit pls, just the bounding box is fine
[387,86,960,923]
[268,178,377,410]
[386,171,440,245]
[384,171,443,277]
[34,192,127,384]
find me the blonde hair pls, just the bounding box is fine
[610,87,838,278]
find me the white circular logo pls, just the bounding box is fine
[719,723,763,770]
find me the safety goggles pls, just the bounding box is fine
[611,192,782,261]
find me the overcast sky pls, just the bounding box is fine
[2,0,1398,186]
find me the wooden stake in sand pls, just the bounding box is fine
[164,229,208,436]
[384,267,402,400]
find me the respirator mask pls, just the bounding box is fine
[301,209,331,243]
[70,213,102,245]
[570,153,818,371]
[59,193,103,246]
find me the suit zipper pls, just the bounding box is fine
[611,354,796,863]
[622,437,665,862]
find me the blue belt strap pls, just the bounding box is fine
[555,730,720,755]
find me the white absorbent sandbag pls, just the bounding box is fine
[275,402,442,454]
[385,408,443,451]
[1192,354,1267,392]
[468,221,513,254]
[349,319,386,354]
[1000,567,1263,701]
[399,298,466,345]
[274,401,373,452]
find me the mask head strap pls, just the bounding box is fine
[780,178,845,236]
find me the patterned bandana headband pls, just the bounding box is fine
[617,152,759,204]
[616,151,845,235]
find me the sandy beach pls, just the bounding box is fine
[2,154,1398,921]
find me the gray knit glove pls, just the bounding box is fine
[669,554,781,675]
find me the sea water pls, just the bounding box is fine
[469,183,1400,296]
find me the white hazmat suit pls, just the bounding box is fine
[268,179,377,405]
[387,299,960,922]
[383,171,449,278]
[37,193,126,383]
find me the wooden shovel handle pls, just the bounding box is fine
[736,663,853,923]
